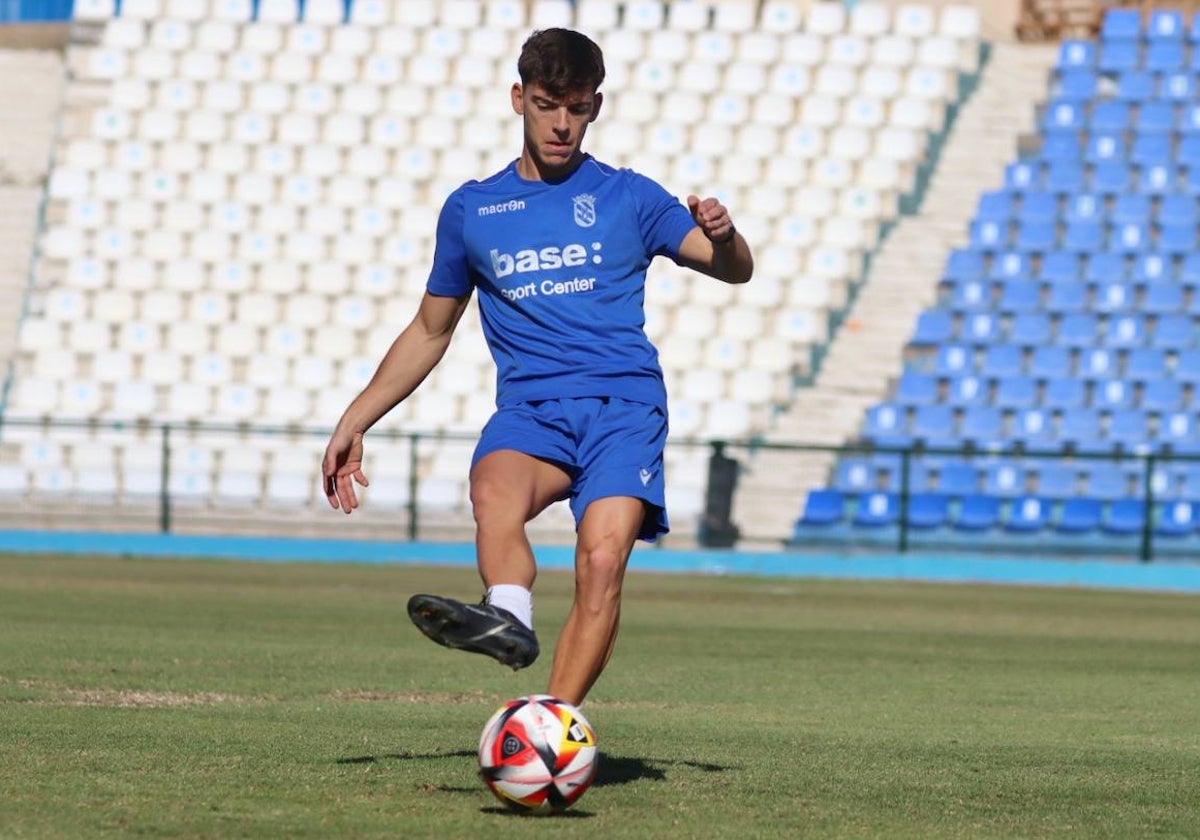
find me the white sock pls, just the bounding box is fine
[486,584,533,630]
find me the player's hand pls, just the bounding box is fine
[687,194,736,244]
[322,428,369,514]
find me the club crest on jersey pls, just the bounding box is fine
[572,193,596,228]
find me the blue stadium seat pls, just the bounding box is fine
[895,371,939,406]
[1085,463,1132,499]
[1093,282,1132,314]
[1040,133,1083,164]
[1142,380,1182,412]
[1181,465,1200,497]
[1103,499,1146,534]
[970,220,1009,250]
[948,278,990,311]
[935,461,979,495]
[1111,193,1152,224]
[1178,135,1200,166]
[1059,407,1103,449]
[961,312,1001,344]
[1126,348,1166,381]
[933,343,974,376]
[1117,71,1156,102]
[1160,223,1197,253]
[1010,313,1053,345]
[1180,254,1200,287]
[1057,40,1096,70]
[993,375,1038,409]
[1085,252,1125,284]
[1088,101,1130,132]
[1045,281,1088,314]
[862,403,910,447]
[984,461,1026,496]
[1172,349,1200,383]
[989,252,1031,281]
[1013,408,1057,451]
[853,492,899,527]
[1161,411,1197,449]
[1156,500,1197,536]
[1006,496,1052,532]
[1146,41,1185,71]
[907,493,949,529]
[958,406,1002,446]
[1161,71,1195,102]
[1004,161,1039,191]
[1014,222,1057,253]
[1044,377,1087,409]
[1036,463,1080,497]
[1092,378,1134,410]
[1057,70,1099,100]
[911,405,956,444]
[1099,40,1140,73]
[1079,347,1116,380]
[834,458,878,494]
[1182,102,1200,132]
[1057,498,1102,533]
[1133,253,1170,284]
[1108,409,1152,450]
[945,374,989,407]
[1063,193,1102,224]
[1063,220,1104,251]
[1092,162,1132,194]
[943,248,986,281]
[981,343,1024,376]
[1085,132,1125,164]
[797,489,845,527]
[1101,8,1142,40]
[975,190,1014,223]
[1105,315,1146,349]
[1149,9,1185,40]
[1142,283,1183,315]
[1151,314,1194,349]
[1029,345,1072,378]
[1039,251,1081,283]
[954,494,999,530]
[1042,100,1085,133]
[1134,101,1176,134]
[1046,161,1087,193]
[1159,195,1198,225]
[911,310,954,345]
[1017,192,1056,224]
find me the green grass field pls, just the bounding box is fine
[2,553,1198,839]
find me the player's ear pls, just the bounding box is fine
[588,91,603,123]
[511,82,524,115]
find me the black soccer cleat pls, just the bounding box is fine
[406,593,539,671]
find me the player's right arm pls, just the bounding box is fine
[322,290,471,513]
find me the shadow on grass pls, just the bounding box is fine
[336,749,734,788]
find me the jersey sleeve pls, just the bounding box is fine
[425,189,472,296]
[627,171,698,260]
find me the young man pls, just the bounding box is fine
[322,29,753,706]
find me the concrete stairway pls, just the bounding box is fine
[733,41,1060,545]
[0,49,65,368]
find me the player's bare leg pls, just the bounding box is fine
[407,450,570,669]
[547,496,644,705]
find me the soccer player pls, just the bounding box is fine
[322,28,753,706]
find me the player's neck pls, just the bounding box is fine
[516,148,586,183]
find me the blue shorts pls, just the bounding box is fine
[472,397,669,542]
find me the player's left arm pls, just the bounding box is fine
[675,194,754,285]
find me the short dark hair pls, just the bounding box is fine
[517,28,605,98]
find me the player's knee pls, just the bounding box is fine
[576,545,626,603]
[470,474,517,526]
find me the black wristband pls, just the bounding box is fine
[713,224,737,245]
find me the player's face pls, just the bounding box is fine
[512,82,602,179]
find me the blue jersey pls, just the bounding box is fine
[425,155,697,410]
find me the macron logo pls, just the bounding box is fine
[490,242,603,280]
[478,200,525,217]
[639,468,653,487]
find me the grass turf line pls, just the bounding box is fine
[1,554,1198,839]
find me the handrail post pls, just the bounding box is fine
[159,423,172,534]
[898,448,911,554]
[1139,452,1155,564]
[407,432,419,541]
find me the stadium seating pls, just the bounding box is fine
[795,8,1200,552]
[3,0,980,525]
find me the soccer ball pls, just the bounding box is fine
[477,694,598,814]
